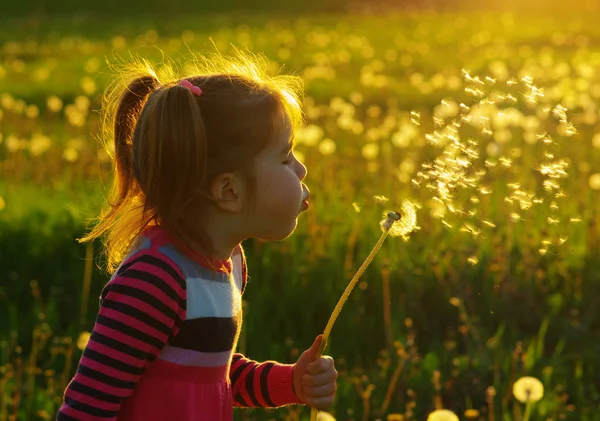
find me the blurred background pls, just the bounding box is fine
[1,0,600,420]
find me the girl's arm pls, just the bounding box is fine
[56,251,187,421]
[229,353,303,408]
[229,246,301,407]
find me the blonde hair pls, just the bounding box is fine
[81,51,304,272]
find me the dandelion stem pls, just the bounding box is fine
[309,213,398,421]
[523,402,532,421]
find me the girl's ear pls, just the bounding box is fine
[209,173,245,213]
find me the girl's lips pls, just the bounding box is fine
[301,190,310,211]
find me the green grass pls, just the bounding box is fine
[1,10,600,421]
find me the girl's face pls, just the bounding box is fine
[247,127,308,241]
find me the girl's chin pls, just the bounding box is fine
[257,219,299,242]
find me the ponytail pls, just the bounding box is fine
[114,76,159,206]
[79,74,159,270]
[134,82,208,232]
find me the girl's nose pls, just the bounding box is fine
[296,159,307,181]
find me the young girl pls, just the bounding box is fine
[57,53,338,421]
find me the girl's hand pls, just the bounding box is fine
[292,335,338,409]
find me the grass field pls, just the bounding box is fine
[1,10,600,421]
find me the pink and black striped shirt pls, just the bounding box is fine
[57,226,301,421]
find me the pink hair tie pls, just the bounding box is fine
[178,79,203,96]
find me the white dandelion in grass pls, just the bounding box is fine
[427,409,459,421]
[513,376,544,403]
[513,376,544,421]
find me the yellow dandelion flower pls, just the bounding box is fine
[81,76,97,95]
[77,331,91,351]
[427,409,459,421]
[25,104,39,119]
[63,147,79,163]
[464,409,480,419]
[29,133,52,156]
[47,96,63,112]
[449,297,461,307]
[513,376,544,403]
[589,173,600,190]
[36,410,51,420]
[318,138,336,155]
[362,143,379,160]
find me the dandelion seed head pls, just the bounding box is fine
[427,409,459,421]
[380,201,418,239]
[512,376,544,403]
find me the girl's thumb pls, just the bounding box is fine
[305,334,323,360]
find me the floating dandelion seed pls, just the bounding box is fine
[410,111,421,126]
[408,69,575,277]
[353,202,361,213]
[467,256,479,265]
[373,195,389,204]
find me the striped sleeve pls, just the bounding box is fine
[229,353,303,408]
[56,250,187,421]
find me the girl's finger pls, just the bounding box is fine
[302,369,338,387]
[303,383,336,398]
[306,356,335,375]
